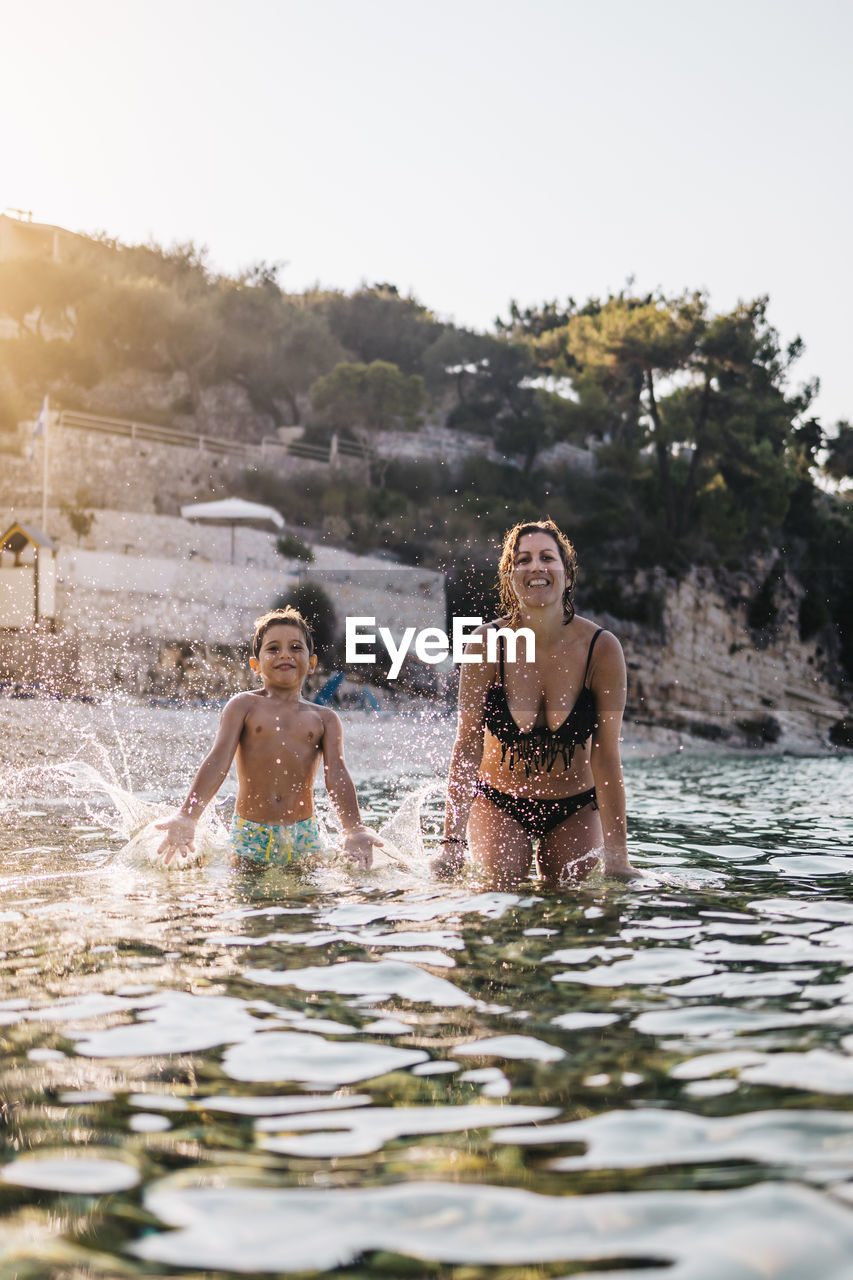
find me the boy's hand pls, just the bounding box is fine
[342,827,382,871]
[154,813,198,867]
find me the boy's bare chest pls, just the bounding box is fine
[242,705,323,757]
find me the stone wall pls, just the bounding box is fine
[68,370,274,441]
[618,565,849,751]
[54,547,443,646]
[374,424,595,473]
[0,419,366,516]
[2,506,850,748]
[0,406,594,521]
[0,510,446,699]
[13,508,289,568]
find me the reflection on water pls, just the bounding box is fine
[1,695,853,1278]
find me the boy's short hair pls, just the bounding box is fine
[252,607,314,658]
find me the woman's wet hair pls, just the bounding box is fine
[497,519,578,624]
[252,607,314,657]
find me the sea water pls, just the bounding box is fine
[1,695,853,1278]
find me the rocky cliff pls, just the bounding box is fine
[613,563,850,752]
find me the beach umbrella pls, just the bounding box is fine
[180,498,284,564]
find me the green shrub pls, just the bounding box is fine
[277,580,337,663]
[276,534,314,562]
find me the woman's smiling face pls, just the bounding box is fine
[511,531,566,609]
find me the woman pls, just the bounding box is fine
[434,519,638,884]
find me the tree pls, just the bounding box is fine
[436,334,577,476]
[75,276,176,373]
[0,257,91,338]
[496,296,577,339]
[322,285,442,374]
[278,581,337,664]
[217,277,342,426]
[60,490,97,544]
[107,238,213,297]
[421,326,494,405]
[825,422,853,484]
[311,359,424,485]
[481,340,552,476]
[276,533,314,562]
[73,262,222,418]
[506,290,815,546]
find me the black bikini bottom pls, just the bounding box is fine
[474,780,598,839]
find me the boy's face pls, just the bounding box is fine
[250,623,317,689]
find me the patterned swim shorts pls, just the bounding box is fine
[229,813,325,865]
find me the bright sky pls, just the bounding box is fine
[4,0,851,424]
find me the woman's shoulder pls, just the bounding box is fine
[572,616,624,664]
[572,619,625,687]
[573,614,620,644]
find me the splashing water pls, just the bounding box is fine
[54,760,162,843]
[38,756,443,886]
[378,779,444,864]
[3,695,853,1280]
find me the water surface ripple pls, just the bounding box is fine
[1,698,852,1278]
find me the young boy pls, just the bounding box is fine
[155,607,379,870]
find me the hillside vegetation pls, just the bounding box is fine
[1,230,852,677]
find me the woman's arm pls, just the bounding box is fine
[588,632,640,878]
[155,695,249,862]
[433,637,492,876]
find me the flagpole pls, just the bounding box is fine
[41,395,50,533]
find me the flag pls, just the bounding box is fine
[28,396,48,462]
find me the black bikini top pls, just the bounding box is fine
[483,627,603,774]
